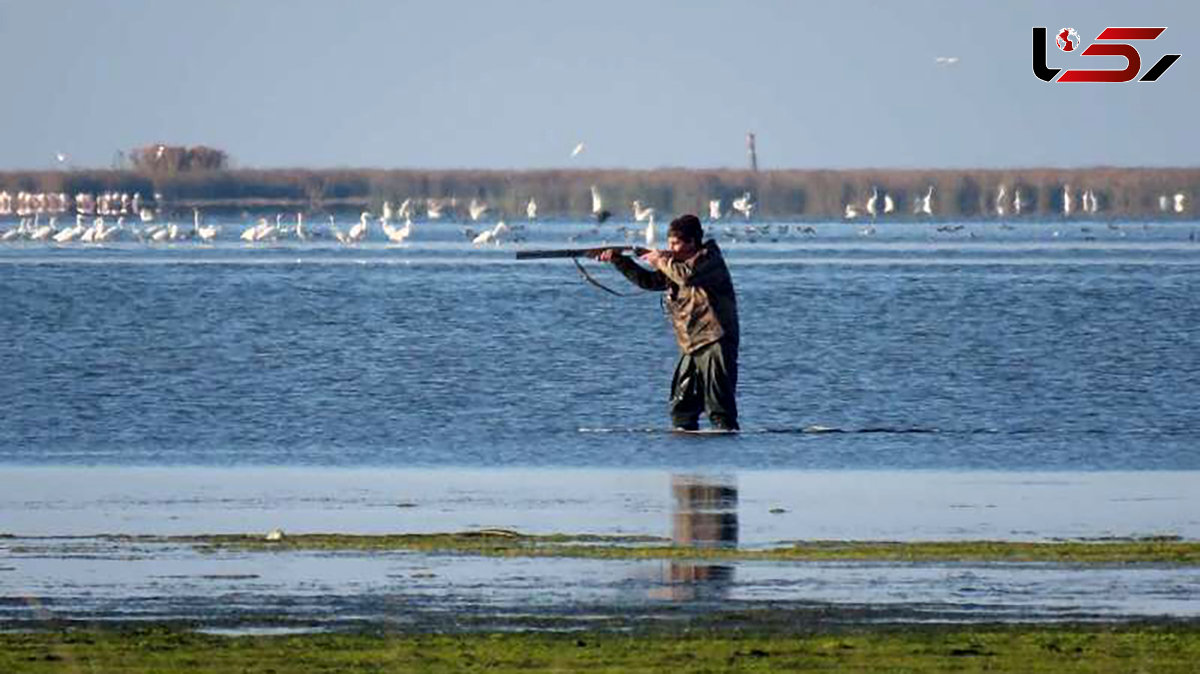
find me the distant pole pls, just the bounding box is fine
[746,132,758,172]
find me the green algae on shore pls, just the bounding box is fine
[166,532,1200,564]
[2,624,1199,673]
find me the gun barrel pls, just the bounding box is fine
[515,246,644,260]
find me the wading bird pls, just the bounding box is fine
[590,185,612,223]
[632,200,655,222]
[731,192,755,219]
[914,186,934,216]
[708,199,722,220]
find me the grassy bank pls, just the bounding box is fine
[170,532,1200,563]
[3,624,1199,672]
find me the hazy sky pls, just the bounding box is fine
[0,0,1194,170]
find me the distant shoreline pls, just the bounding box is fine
[1,166,1196,221]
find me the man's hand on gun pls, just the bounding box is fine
[588,247,667,266]
[588,248,621,263]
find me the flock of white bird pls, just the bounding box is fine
[1,170,1189,247]
[843,184,1189,221]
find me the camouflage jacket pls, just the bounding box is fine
[611,240,739,354]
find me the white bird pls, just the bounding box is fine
[468,198,489,222]
[55,152,68,164]
[631,200,655,222]
[914,186,934,216]
[29,215,56,242]
[383,216,413,243]
[53,215,85,243]
[731,192,755,219]
[396,198,414,220]
[590,185,612,222]
[844,204,860,219]
[882,193,894,214]
[348,211,371,242]
[196,211,220,243]
[1175,193,1187,213]
[95,217,124,243]
[241,218,264,242]
[865,188,878,218]
[708,199,722,220]
[1013,189,1023,215]
[935,56,960,65]
[996,185,1008,217]
[294,212,308,241]
[1159,195,1171,212]
[329,216,351,244]
[644,213,656,247]
[426,198,445,220]
[526,197,538,220]
[381,201,393,224]
[80,215,100,243]
[1063,185,1073,216]
[472,220,509,246]
[571,142,585,158]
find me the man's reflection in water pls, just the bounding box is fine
[651,473,737,601]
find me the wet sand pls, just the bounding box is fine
[2,467,1198,631]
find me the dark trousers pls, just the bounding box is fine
[670,338,739,431]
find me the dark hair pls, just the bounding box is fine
[667,214,704,245]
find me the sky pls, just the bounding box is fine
[0,0,1195,171]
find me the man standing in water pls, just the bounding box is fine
[592,214,740,431]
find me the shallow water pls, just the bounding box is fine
[2,219,1199,470]
[3,218,1199,628]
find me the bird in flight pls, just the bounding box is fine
[935,56,960,65]
[571,142,585,158]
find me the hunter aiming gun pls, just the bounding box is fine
[514,245,650,260]
[514,245,653,295]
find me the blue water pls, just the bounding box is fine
[2,219,1198,469]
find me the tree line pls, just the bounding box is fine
[0,164,1195,220]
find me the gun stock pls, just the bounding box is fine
[515,245,649,260]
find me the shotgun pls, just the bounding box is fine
[515,245,650,260]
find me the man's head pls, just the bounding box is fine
[667,214,703,256]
